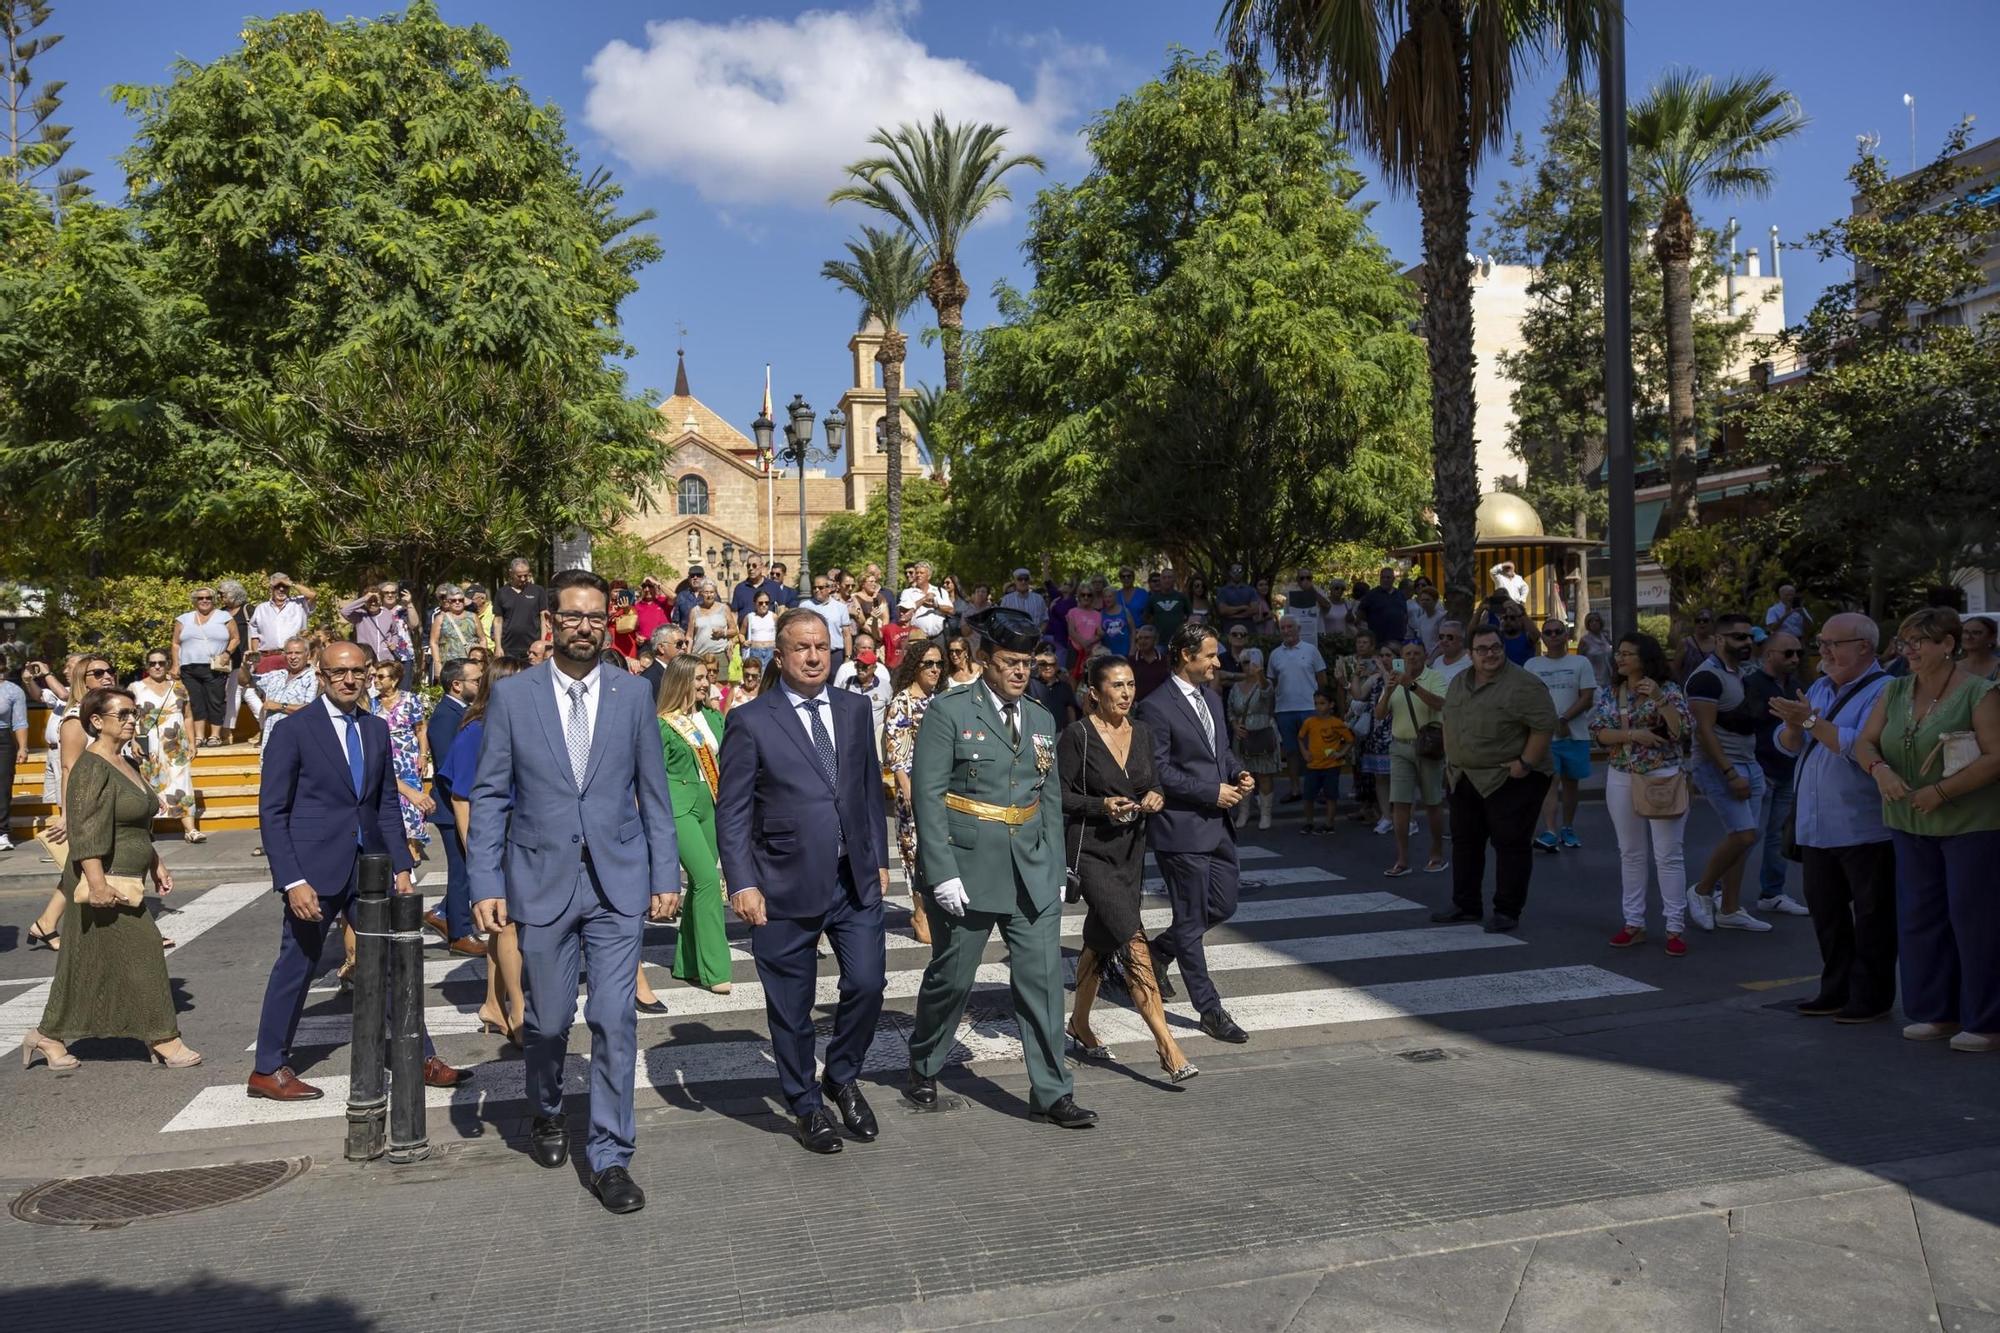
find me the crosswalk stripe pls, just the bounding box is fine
[1,880,269,1058]
[273,921,1516,1050]
[168,964,1653,1133]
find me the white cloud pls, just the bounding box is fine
[582,2,1097,209]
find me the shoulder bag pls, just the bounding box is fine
[1781,669,1887,861]
[1622,684,1689,820]
[1401,684,1445,760]
[1234,685,1279,757]
[1064,726,1093,903]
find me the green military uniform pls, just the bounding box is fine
[906,678,1073,1110]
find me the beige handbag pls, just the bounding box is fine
[1629,769,1689,820]
[74,873,148,908]
[1926,731,1982,779]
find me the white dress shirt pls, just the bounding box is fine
[550,662,603,741]
[1171,674,1216,752]
[779,681,837,762]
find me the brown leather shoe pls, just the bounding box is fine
[447,935,489,957]
[423,1056,473,1088]
[247,1066,324,1101]
[422,910,450,940]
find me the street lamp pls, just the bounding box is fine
[721,539,737,584]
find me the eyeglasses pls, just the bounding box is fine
[948,645,967,656]
[321,666,370,680]
[1471,644,1504,654]
[103,708,138,722]
[919,658,943,670]
[146,659,169,668]
[553,611,609,627]
[1812,637,1866,652]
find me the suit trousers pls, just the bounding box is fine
[435,818,473,941]
[517,859,644,1172]
[909,877,1073,1111]
[254,866,437,1074]
[747,866,887,1115]
[1799,840,1898,1014]
[1450,771,1553,920]
[1152,840,1241,1016]
[1892,828,2000,1035]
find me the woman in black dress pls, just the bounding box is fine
[1060,655,1196,1083]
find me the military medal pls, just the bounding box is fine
[1032,732,1055,774]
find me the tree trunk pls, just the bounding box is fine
[1415,79,1479,622]
[926,259,971,393]
[1655,195,1700,539]
[879,331,908,596]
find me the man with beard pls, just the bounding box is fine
[468,570,679,1213]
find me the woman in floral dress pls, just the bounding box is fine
[884,641,948,945]
[131,649,203,842]
[368,659,432,861]
[1357,645,1398,833]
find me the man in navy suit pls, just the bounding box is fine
[1135,622,1257,1045]
[468,569,679,1215]
[421,656,485,956]
[250,641,469,1101]
[717,608,889,1155]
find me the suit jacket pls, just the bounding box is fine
[424,693,466,826]
[716,686,887,919]
[660,707,724,820]
[259,700,415,895]
[911,683,1063,915]
[465,662,679,925]
[1136,677,1243,855]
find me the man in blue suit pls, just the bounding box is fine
[250,641,469,1101]
[468,570,679,1215]
[1135,621,1257,1045]
[717,608,889,1155]
[421,656,485,956]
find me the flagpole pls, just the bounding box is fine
[763,364,775,567]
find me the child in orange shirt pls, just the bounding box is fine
[1297,690,1355,834]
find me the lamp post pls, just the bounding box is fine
[1599,12,1637,636]
[720,539,738,584]
[759,393,846,593]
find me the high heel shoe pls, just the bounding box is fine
[27,922,59,950]
[149,1042,203,1069]
[1064,1024,1111,1061]
[477,1013,524,1046]
[22,1030,78,1073]
[705,981,733,995]
[1163,1059,1199,1084]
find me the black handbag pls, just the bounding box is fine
[1781,670,1886,862]
[1403,684,1445,760]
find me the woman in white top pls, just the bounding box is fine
[742,589,779,675]
[132,648,202,842]
[686,580,736,667]
[170,586,238,749]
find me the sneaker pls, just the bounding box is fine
[0,833,13,851]
[1756,894,1810,917]
[1688,890,1716,932]
[1559,826,1580,849]
[1664,934,1688,958]
[1949,1032,1996,1053]
[1534,831,1560,853]
[1903,1021,1959,1041]
[1609,925,1645,948]
[1715,908,1773,932]
[1372,818,1391,835]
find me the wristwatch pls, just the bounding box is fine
[1802,712,1819,730]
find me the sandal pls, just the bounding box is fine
[1064,1023,1110,1060]
[27,922,59,951]
[1165,1061,1200,1084]
[1423,857,1449,873]
[183,830,207,843]
[1383,864,1412,878]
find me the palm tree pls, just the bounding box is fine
[903,380,950,478]
[1222,0,1613,618]
[822,226,927,586]
[1628,68,1804,535]
[829,114,1044,394]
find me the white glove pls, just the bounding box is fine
[932,877,970,917]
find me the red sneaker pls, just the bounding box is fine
[1664,934,1688,958]
[1609,925,1645,948]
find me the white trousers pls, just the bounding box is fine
[1605,767,1689,933]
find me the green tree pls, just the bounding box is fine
[809,477,959,588]
[2,1,90,208]
[1483,87,1754,536]
[589,527,678,590]
[821,225,926,595]
[1223,0,1615,617]
[1739,123,2000,620]
[830,114,1044,394]
[1627,68,1804,535]
[951,52,1432,583]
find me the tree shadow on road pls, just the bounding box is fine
[11,1275,376,1333]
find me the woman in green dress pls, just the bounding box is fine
[657,654,733,994]
[24,686,202,1072]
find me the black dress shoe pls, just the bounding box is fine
[528,1115,568,1169]
[1483,914,1519,933]
[906,1062,938,1107]
[635,997,668,1015]
[1030,1094,1098,1128]
[1147,938,1177,1000]
[796,1107,844,1154]
[1431,908,1482,924]
[1200,1009,1249,1043]
[590,1165,646,1214]
[1833,1006,1893,1025]
[821,1077,879,1141]
[1796,995,1846,1017]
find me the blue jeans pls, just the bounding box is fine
[1758,770,1796,899]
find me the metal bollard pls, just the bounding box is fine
[344,854,392,1162]
[386,889,432,1163]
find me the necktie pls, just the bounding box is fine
[1003,700,1020,747]
[565,679,590,791]
[1191,688,1216,755]
[803,697,837,785]
[342,711,364,798]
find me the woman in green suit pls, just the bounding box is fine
[657,654,733,993]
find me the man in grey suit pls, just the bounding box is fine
[469,569,679,1214]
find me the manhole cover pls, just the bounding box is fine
[1397,1048,1449,1063]
[11,1157,308,1229]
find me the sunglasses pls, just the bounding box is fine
[103,708,138,722]
[85,668,115,679]
[919,658,943,670]
[146,659,169,668]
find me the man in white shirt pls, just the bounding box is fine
[836,648,892,762]
[897,561,949,639]
[1406,583,1447,653]
[801,575,856,671]
[248,573,314,669]
[1279,567,1331,643]
[1430,621,1474,684]
[1490,561,1530,607]
[1524,618,1598,851]
[1266,617,1328,803]
[1764,584,1815,640]
[999,567,1048,624]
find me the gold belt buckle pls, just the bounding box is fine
[944,792,1038,826]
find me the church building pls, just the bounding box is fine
[620,316,926,582]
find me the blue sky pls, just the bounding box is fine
[41,0,2000,466]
